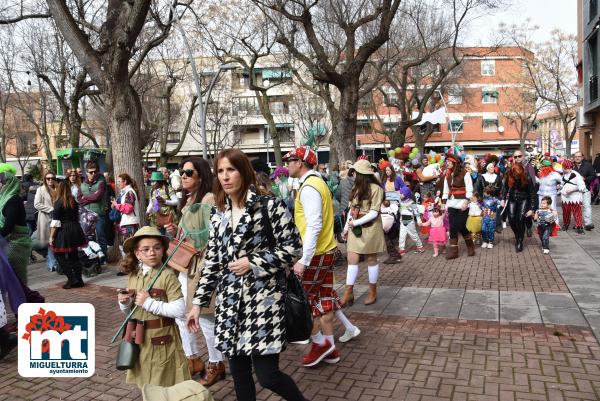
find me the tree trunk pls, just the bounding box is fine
[69,97,81,148]
[256,91,282,166]
[389,124,408,148]
[414,133,426,154]
[107,83,146,224]
[328,137,338,165]
[333,83,359,162]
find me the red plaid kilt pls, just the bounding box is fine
[302,249,341,317]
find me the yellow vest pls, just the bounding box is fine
[294,175,337,256]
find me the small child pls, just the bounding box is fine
[481,186,500,249]
[381,199,401,264]
[117,226,189,388]
[418,207,447,257]
[534,196,559,254]
[398,187,424,255]
[420,192,434,236]
[466,193,483,244]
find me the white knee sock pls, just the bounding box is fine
[335,309,355,331]
[325,334,335,347]
[346,265,359,285]
[368,265,379,284]
[311,331,326,345]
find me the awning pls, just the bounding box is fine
[55,148,107,159]
[263,123,294,129]
[262,69,292,79]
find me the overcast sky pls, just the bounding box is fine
[468,0,577,45]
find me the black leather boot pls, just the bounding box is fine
[0,328,17,360]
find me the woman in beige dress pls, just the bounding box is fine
[340,159,386,307]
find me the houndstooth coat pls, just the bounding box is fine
[192,188,301,357]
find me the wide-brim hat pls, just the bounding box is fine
[445,153,461,164]
[349,159,375,175]
[123,226,170,254]
[150,171,165,182]
[142,380,213,401]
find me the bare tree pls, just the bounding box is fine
[503,23,578,155]
[253,0,403,163]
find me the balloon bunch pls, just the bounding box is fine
[443,144,465,161]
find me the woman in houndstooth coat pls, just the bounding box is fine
[187,149,306,401]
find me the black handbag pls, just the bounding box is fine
[285,274,313,342]
[115,340,140,371]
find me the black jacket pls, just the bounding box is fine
[574,160,595,187]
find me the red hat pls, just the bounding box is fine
[445,153,461,164]
[562,159,574,170]
[356,155,369,161]
[282,146,317,166]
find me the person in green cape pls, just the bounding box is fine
[0,164,32,284]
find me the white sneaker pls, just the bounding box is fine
[339,326,361,343]
[290,339,309,345]
[481,242,488,248]
[543,249,550,254]
[487,243,494,249]
[502,222,507,229]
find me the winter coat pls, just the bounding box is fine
[475,173,503,196]
[339,175,354,208]
[561,170,586,204]
[34,186,54,247]
[192,188,301,357]
[25,184,39,222]
[573,160,596,188]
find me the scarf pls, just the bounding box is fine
[0,173,21,229]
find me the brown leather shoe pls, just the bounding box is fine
[339,285,354,307]
[364,284,377,305]
[188,357,205,377]
[199,361,226,387]
[464,234,475,257]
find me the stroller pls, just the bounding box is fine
[78,206,103,277]
[79,240,104,277]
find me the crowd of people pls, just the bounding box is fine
[0,145,599,400]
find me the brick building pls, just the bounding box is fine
[356,47,537,159]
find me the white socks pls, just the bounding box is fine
[346,265,359,285]
[368,265,379,284]
[325,334,335,347]
[311,331,326,346]
[335,310,355,331]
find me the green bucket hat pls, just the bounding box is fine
[150,171,165,182]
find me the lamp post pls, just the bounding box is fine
[201,64,238,159]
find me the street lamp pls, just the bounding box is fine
[200,63,238,159]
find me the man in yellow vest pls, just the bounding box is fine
[284,146,359,367]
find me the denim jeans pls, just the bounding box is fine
[95,214,108,255]
[539,222,551,250]
[47,249,58,270]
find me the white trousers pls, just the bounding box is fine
[175,271,222,362]
[583,191,593,227]
[399,220,422,250]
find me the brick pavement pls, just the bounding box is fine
[2,284,600,401]
[341,229,568,293]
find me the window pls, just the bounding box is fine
[416,123,441,134]
[231,72,249,89]
[384,92,398,106]
[232,96,260,116]
[590,0,597,21]
[589,34,599,102]
[482,119,498,132]
[269,96,290,115]
[447,88,463,104]
[481,60,496,76]
[265,126,295,143]
[16,132,36,154]
[358,95,373,109]
[482,90,499,104]
[166,131,180,144]
[448,120,463,132]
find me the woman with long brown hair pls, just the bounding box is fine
[110,173,140,255]
[340,159,386,306]
[500,161,536,252]
[49,180,86,289]
[187,149,305,401]
[34,170,58,271]
[164,156,225,386]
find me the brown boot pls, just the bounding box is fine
[383,236,402,264]
[198,361,226,387]
[446,238,459,260]
[339,285,354,307]
[465,234,475,256]
[364,284,377,305]
[188,357,205,377]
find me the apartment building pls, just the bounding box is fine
[356,47,537,158]
[578,0,600,158]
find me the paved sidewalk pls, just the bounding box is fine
[2,283,600,401]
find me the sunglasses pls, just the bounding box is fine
[180,169,195,177]
[287,158,300,162]
[87,170,97,174]
[514,155,523,158]
[46,177,56,181]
